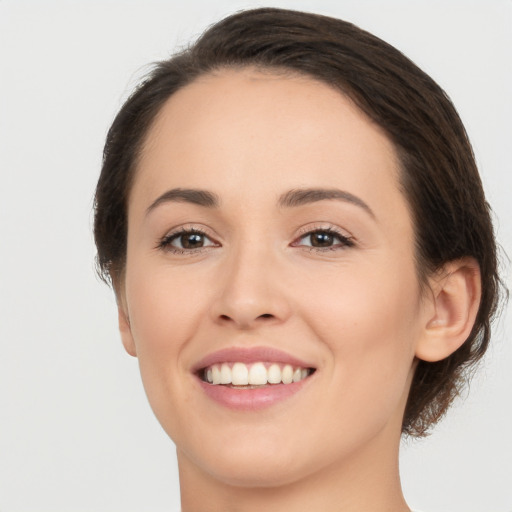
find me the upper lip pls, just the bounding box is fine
[191,346,316,373]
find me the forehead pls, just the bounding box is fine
[132,68,407,227]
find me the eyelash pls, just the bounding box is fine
[157,227,217,255]
[292,226,355,251]
[157,225,355,255]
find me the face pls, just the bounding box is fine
[120,69,428,487]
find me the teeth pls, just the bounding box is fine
[248,362,267,385]
[203,362,312,386]
[267,363,281,384]
[281,364,293,384]
[212,365,221,385]
[232,362,249,385]
[220,363,231,384]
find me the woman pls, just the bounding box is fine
[94,8,501,511]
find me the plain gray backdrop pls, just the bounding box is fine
[0,1,511,511]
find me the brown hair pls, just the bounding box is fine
[94,7,502,436]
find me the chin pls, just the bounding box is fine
[171,419,317,488]
[189,449,314,489]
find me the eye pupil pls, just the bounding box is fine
[181,233,204,249]
[311,232,334,247]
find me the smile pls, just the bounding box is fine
[193,347,317,410]
[203,362,313,387]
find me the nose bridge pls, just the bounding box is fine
[212,235,289,328]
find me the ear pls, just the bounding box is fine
[415,258,481,362]
[112,273,137,358]
[117,302,137,358]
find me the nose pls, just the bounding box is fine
[210,244,292,330]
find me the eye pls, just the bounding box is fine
[294,228,354,250]
[158,229,218,252]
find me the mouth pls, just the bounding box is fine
[199,361,315,388]
[192,347,317,410]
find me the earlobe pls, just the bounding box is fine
[415,258,481,362]
[118,306,137,357]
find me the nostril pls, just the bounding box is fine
[215,312,277,327]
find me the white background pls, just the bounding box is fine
[0,1,511,511]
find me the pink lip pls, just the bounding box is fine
[192,346,314,372]
[197,379,312,411]
[192,346,316,411]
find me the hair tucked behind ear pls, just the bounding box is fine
[94,7,504,436]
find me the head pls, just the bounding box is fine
[94,7,499,474]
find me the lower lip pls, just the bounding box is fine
[197,376,312,411]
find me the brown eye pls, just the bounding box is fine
[310,232,335,247]
[160,229,217,251]
[178,233,206,249]
[295,229,354,250]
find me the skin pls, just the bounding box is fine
[117,69,481,511]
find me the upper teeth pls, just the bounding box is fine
[204,362,310,386]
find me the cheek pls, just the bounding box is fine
[122,265,216,443]
[302,254,421,343]
[126,264,209,350]
[123,263,213,403]
[300,259,421,412]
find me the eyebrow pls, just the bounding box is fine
[146,186,374,219]
[278,188,375,218]
[146,188,220,215]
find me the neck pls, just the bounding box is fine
[178,420,410,512]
